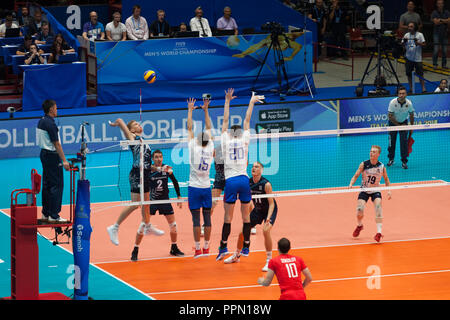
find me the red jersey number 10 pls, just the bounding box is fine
[285,263,298,278]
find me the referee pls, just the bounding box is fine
[387,86,415,169]
[37,99,70,222]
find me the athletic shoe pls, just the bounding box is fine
[107,225,119,246]
[48,216,68,223]
[374,233,383,243]
[170,245,185,257]
[131,247,139,261]
[144,224,165,236]
[353,225,363,237]
[251,227,257,235]
[216,247,229,261]
[202,248,209,255]
[387,160,394,167]
[402,162,408,169]
[224,253,240,264]
[194,249,203,259]
[41,213,48,221]
[262,260,270,272]
[200,225,205,237]
[240,247,250,257]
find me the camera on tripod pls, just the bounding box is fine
[261,21,285,36]
[379,33,404,59]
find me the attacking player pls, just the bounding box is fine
[216,89,265,261]
[224,162,277,272]
[187,97,214,258]
[258,238,313,300]
[106,118,164,254]
[348,145,392,243]
[144,149,185,258]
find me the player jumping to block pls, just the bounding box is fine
[349,145,392,243]
[224,161,277,271]
[106,118,164,252]
[187,97,214,258]
[216,89,265,261]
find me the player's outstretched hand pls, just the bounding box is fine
[250,91,265,104]
[109,118,121,127]
[225,88,237,101]
[201,97,211,110]
[187,98,196,111]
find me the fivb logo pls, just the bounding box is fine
[366,5,381,30]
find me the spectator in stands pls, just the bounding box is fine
[28,9,48,36]
[106,11,127,41]
[402,22,426,93]
[328,0,349,60]
[179,22,188,32]
[125,5,149,40]
[54,33,75,53]
[35,22,54,45]
[282,0,300,11]
[431,0,449,69]
[24,43,45,65]
[434,79,449,92]
[190,6,212,37]
[0,14,22,37]
[16,34,42,55]
[308,0,328,58]
[216,6,238,35]
[399,1,422,35]
[18,6,33,27]
[82,11,105,41]
[149,9,171,37]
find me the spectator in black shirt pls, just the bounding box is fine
[28,9,48,36]
[24,43,45,64]
[308,0,328,57]
[328,0,349,59]
[35,22,54,45]
[149,9,171,37]
[18,6,33,27]
[16,34,43,55]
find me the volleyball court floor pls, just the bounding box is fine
[1,130,450,300]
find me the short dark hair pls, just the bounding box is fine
[277,238,291,254]
[152,149,163,158]
[440,79,448,84]
[24,34,33,41]
[397,86,407,93]
[197,131,210,147]
[229,124,243,138]
[133,5,141,13]
[42,99,56,114]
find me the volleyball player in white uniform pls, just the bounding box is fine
[187,97,215,258]
[216,89,265,261]
[349,145,392,242]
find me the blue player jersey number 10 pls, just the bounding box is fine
[229,147,244,160]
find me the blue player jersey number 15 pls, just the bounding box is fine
[198,157,209,171]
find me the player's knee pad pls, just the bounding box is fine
[357,204,365,213]
[169,222,177,233]
[203,208,212,227]
[137,222,146,235]
[190,209,201,227]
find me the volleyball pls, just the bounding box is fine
[143,70,156,84]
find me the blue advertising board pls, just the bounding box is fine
[95,32,315,105]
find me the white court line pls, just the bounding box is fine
[146,269,450,296]
[93,235,450,265]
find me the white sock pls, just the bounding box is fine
[376,223,382,233]
[204,241,210,249]
[195,242,201,250]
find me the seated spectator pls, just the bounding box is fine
[24,43,45,65]
[28,9,48,36]
[125,5,149,40]
[216,6,238,35]
[179,22,188,32]
[434,79,449,92]
[18,6,33,27]
[35,22,54,45]
[150,9,171,37]
[0,14,22,37]
[190,6,212,37]
[82,11,105,41]
[399,1,422,36]
[106,11,127,41]
[53,33,75,53]
[16,34,43,55]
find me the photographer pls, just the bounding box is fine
[24,43,45,65]
[402,22,426,93]
[328,0,349,60]
[308,0,327,58]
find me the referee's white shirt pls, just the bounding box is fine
[388,98,414,123]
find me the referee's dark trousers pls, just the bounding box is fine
[388,120,409,163]
[40,149,64,219]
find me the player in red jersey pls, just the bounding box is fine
[257,238,312,300]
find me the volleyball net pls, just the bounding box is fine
[85,122,450,209]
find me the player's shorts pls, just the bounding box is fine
[213,165,225,190]
[188,186,212,210]
[280,290,306,300]
[129,167,150,194]
[358,191,382,202]
[150,202,174,215]
[250,204,278,227]
[223,175,251,204]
